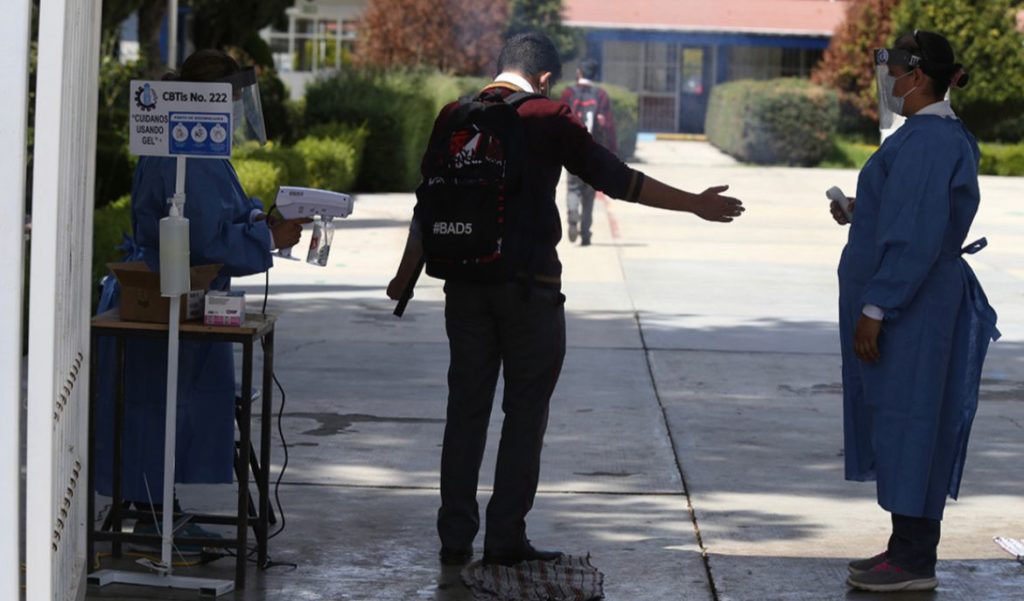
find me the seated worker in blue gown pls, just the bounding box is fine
[95,49,306,551]
[831,31,999,593]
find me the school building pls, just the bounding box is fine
[258,0,850,127]
[564,0,849,133]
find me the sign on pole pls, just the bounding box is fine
[129,80,233,158]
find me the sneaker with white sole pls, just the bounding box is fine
[848,550,888,574]
[846,560,938,592]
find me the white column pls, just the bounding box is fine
[0,1,31,597]
[27,0,102,598]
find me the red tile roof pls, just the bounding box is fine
[564,0,850,36]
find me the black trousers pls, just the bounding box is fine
[437,280,566,554]
[567,174,597,242]
[887,513,941,576]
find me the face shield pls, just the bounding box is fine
[874,48,920,130]
[219,66,267,146]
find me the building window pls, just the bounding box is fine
[262,9,359,74]
[781,48,824,78]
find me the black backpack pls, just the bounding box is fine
[416,90,541,283]
[570,85,600,136]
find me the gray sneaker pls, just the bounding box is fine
[846,561,938,592]
[848,551,888,574]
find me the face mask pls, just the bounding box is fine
[881,70,918,116]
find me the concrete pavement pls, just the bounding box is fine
[87,140,1024,600]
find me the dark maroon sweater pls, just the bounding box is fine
[418,82,644,282]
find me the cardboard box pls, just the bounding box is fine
[204,291,246,327]
[108,262,222,323]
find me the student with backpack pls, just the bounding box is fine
[387,32,744,568]
[560,58,617,246]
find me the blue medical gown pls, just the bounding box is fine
[838,115,999,520]
[95,157,273,501]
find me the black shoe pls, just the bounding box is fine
[439,546,473,565]
[482,543,563,566]
[580,236,591,247]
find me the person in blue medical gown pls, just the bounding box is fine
[831,31,999,593]
[95,50,306,546]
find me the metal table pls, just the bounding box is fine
[87,309,277,588]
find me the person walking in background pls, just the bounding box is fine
[831,30,999,593]
[560,58,617,246]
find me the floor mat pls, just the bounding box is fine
[461,554,604,601]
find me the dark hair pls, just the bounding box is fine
[578,58,599,80]
[172,49,240,83]
[894,30,968,98]
[497,32,562,82]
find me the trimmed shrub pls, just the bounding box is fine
[820,137,878,170]
[233,159,283,212]
[305,70,437,191]
[234,141,309,189]
[706,79,839,166]
[92,194,132,299]
[604,83,638,160]
[295,124,369,193]
[978,143,1024,176]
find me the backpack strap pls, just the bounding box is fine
[504,91,545,108]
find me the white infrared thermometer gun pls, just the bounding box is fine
[827,186,853,222]
[275,186,354,220]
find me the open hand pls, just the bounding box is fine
[694,185,745,223]
[829,198,855,226]
[854,314,882,363]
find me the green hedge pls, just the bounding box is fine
[233,159,283,213]
[305,70,437,191]
[235,141,309,189]
[706,78,839,166]
[820,137,878,170]
[295,123,369,193]
[92,194,132,301]
[979,143,1024,176]
[604,83,638,160]
[233,127,368,210]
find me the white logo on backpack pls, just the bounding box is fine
[432,222,474,235]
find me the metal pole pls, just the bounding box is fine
[167,0,179,70]
[0,2,31,599]
[160,156,188,573]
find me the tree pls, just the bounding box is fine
[506,0,581,63]
[811,0,902,130]
[355,0,508,75]
[891,0,1024,140]
[190,0,292,66]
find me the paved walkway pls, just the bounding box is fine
[87,141,1024,600]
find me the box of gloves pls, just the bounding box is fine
[109,262,221,323]
[204,291,246,327]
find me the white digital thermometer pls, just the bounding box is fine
[827,186,853,222]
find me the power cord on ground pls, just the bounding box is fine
[260,253,295,569]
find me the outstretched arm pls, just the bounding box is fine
[636,177,744,223]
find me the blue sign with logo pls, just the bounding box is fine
[168,112,231,157]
